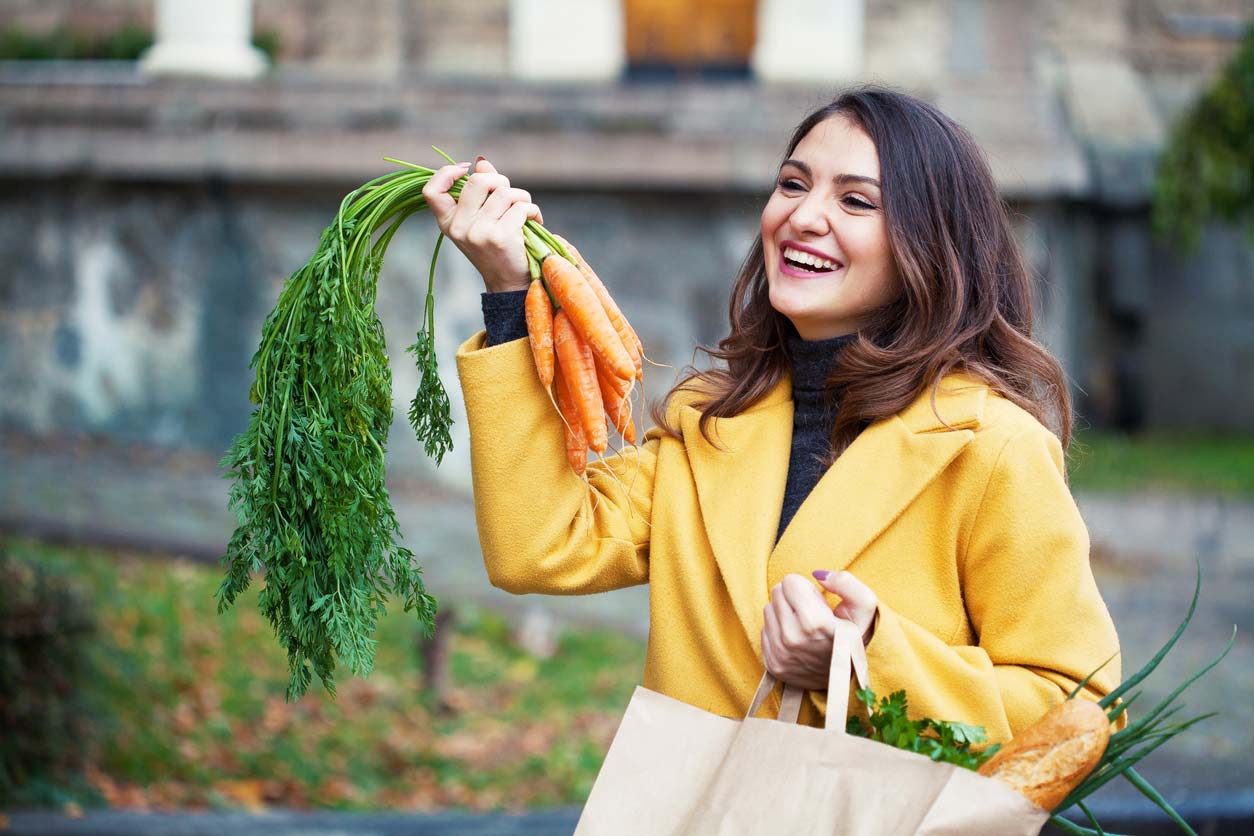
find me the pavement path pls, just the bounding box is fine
[5,795,1254,835]
[2,432,1252,822]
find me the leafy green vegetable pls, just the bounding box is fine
[845,687,999,771]
[217,162,453,701]
[407,232,453,463]
[1048,563,1235,835]
[216,148,579,701]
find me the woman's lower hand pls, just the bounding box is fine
[421,157,543,293]
[761,571,878,691]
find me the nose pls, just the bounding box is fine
[787,191,831,237]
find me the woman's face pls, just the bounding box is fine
[761,115,900,340]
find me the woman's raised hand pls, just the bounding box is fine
[761,571,878,692]
[421,157,544,293]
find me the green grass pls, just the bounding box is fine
[2,537,644,813]
[1068,431,1254,496]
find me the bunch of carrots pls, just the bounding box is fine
[520,229,645,476]
[222,148,642,699]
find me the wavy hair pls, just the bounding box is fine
[650,87,1072,466]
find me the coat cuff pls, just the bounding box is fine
[481,289,529,346]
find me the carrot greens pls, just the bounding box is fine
[219,157,459,701]
[219,150,645,701]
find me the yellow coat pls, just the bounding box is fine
[455,333,1122,743]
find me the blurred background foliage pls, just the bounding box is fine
[1070,430,1254,495]
[0,536,642,813]
[1154,22,1254,249]
[0,25,279,63]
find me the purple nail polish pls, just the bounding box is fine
[812,570,831,581]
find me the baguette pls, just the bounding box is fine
[977,698,1111,810]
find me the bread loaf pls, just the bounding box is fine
[977,698,1110,811]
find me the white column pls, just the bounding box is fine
[140,0,268,80]
[510,0,624,82]
[753,0,864,83]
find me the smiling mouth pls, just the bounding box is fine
[780,245,842,276]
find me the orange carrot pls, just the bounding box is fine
[598,371,638,444]
[553,364,587,476]
[556,236,643,381]
[553,310,608,453]
[594,351,631,398]
[542,254,635,382]
[525,279,555,388]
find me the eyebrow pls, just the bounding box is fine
[780,159,881,189]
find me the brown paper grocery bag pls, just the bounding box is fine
[575,621,1049,836]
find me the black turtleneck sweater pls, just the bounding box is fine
[775,330,855,542]
[481,290,853,545]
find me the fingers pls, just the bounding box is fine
[764,577,836,690]
[813,569,878,637]
[473,185,534,229]
[496,201,542,236]
[769,584,801,650]
[421,162,472,229]
[780,574,836,638]
[448,171,512,240]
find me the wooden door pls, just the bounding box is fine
[625,0,757,75]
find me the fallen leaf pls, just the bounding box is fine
[316,776,361,805]
[214,779,266,812]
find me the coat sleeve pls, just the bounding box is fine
[455,331,657,595]
[810,424,1123,744]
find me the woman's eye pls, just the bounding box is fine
[777,178,805,192]
[843,196,876,210]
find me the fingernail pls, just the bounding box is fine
[812,570,831,581]
[474,154,487,169]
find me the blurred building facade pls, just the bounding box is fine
[1,0,1251,485]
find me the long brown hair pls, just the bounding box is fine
[650,87,1072,464]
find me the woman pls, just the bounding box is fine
[422,87,1121,742]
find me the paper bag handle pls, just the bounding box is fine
[745,619,871,733]
[745,670,804,723]
[825,618,871,732]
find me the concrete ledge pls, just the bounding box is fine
[0,64,1087,198]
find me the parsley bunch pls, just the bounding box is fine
[846,688,997,771]
[217,154,466,700]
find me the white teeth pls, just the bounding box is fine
[783,246,838,271]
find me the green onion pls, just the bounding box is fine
[1047,563,1236,834]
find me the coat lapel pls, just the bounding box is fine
[683,372,991,654]
[681,378,793,653]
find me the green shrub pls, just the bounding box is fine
[1153,23,1254,249]
[97,25,155,61]
[0,26,278,63]
[0,548,97,805]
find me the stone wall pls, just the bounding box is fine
[406,0,510,78]
[24,169,1239,487]
[0,176,768,490]
[0,0,151,36]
